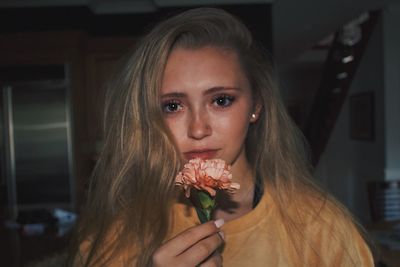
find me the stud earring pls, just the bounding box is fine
[251,114,256,120]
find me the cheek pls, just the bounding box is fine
[211,109,251,138]
[164,117,186,144]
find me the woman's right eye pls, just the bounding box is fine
[162,101,183,113]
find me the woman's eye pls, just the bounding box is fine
[213,95,235,107]
[162,101,183,113]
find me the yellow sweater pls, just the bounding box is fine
[168,189,374,267]
[78,188,374,266]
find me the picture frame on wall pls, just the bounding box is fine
[349,92,374,141]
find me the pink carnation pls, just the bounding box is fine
[175,158,240,197]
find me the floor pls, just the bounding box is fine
[0,223,70,267]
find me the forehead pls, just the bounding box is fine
[161,46,249,94]
[166,45,239,66]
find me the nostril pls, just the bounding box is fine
[188,116,212,139]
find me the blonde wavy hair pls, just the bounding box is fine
[70,7,370,267]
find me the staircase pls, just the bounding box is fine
[304,11,379,166]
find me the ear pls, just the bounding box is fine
[250,103,262,123]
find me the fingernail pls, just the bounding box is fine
[214,219,225,228]
[219,231,225,240]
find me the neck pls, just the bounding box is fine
[214,152,255,222]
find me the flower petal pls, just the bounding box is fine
[175,158,240,198]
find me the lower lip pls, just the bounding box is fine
[184,150,218,160]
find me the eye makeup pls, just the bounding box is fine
[162,99,183,114]
[212,94,236,108]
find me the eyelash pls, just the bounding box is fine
[161,94,236,114]
[212,94,236,108]
[162,100,183,114]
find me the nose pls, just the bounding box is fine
[187,110,212,140]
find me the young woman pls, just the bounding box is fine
[71,7,374,267]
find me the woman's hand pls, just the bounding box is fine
[152,219,225,267]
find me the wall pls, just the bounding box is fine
[314,15,385,224]
[383,3,400,181]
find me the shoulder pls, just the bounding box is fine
[74,221,139,266]
[284,191,375,266]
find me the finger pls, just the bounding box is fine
[160,219,224,257]
[200,251,223,267]
[179,232,224,266]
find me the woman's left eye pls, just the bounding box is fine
[213,95,235,108]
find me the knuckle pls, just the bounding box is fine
[197,242,212,257]
[206,221,218,232]
[208,260,219,267]
[183,224,213,242]
[185,227,197,237]
[214,233,223,246]
[200,253,222,267]
[215,253,223,265]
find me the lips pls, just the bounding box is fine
[184,149,219,160]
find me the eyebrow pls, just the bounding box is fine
[160,86,241,98]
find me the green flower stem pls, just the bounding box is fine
[192,191,221,267]
[194,190,216,223]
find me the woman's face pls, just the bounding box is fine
[160,46,259,170]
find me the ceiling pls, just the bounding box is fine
[273,0,396,66]
[0,0,396,65]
